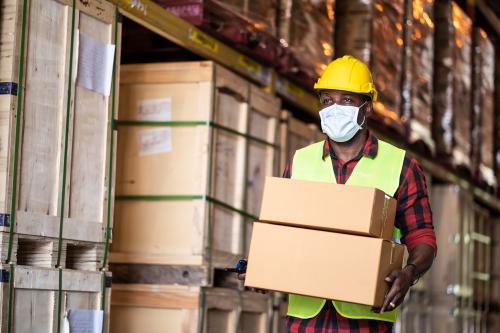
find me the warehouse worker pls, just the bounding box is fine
[240,55,437,332]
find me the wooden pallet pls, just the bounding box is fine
[0,233,105,271]
[0,265,111,333]
[0,0,120,244]
[111,61,280,278]
[110,284,272,333]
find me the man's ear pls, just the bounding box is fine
[365,100,374,116]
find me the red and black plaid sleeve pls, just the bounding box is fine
[395,155,436,253]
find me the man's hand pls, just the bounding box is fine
[379,266,414,313]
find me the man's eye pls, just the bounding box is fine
[322,98,332,104]
[343,98,353,103]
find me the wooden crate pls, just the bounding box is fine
[0,0,120,247]
[271,293,287,333]
[278,110,322,173]
[0,265,111,333]
[428,185,474,301]
[111,62,280,281]
[398,292,432,333]
[110,285,271,333]
[241,290,272,333]
[471,206,491,308]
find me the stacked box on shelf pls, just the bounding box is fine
[277,0,335,88]
[0,0,120,269]
[215,0,278,36]
[0,265,111,333]
[433,1,472,171]
[471,28,496,189]
[110,285,271,333]
[335,0,405,137]
[156,0,280,65]
[110,60,280,284]
[401,0,435,155]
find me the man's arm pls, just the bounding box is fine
[379,243,435,312]
[379,156,437,313]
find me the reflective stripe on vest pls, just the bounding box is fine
[287,138,405,322]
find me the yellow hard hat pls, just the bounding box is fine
[314,55,378,101]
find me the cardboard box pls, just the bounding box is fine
[259,177,397,240]
[245,223,404,307]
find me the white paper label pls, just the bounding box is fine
[137,128,172,156]
[76,32,116,96]
[137,98,172,121]
[67,309,103,333]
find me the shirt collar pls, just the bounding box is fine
[322,131,378,161]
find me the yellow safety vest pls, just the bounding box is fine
[288,138,405,323]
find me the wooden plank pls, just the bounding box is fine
[109,263,208,286]
[17,0,69,217]
[69,9,114,223]
[110,285,200,333]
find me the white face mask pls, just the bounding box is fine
[319,102,366,143]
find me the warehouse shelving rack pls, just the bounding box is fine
[109,0,500,213]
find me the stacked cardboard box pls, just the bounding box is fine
[0,0,120,331]
[433,1,472,170]
[246,177,404,308]
[110,61,280,332]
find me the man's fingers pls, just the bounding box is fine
[380,283,401,313]
[237,273,246,281]
[391,292,405,308]
[385,270,400,283]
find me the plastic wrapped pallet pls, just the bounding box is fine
[496,51,500,188]
[278,0,335,81]
[335,0,405,135]
[433,1,472,169]
[401,0,435,154]
[217,0,278,36]
[470,29,495,188]
[157,0,280,64]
